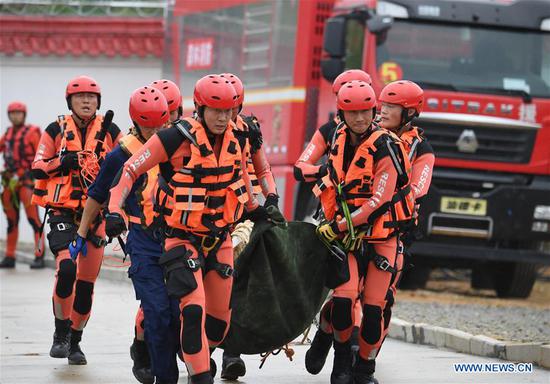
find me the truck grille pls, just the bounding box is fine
[432,168,531,194]
[417,120,536,164]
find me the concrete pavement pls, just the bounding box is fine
[1,264,549,384]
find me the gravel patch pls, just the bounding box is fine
[393,301,550,343]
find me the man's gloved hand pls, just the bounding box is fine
[243,205,269,223]
[60,152,80,173]
[69,233,87,262]
[317,163,329,178]
[263,194,287,227]
[105,212,127,238]
[263,194,279,209]
[317,220,340,243]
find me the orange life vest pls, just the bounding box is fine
[313,124,415,242]
[156,118,249,235]
[119,133,159,229]
[235,115,262,195]
[32,115,109,210]
[2,124,40,175]
[400,126,426,163]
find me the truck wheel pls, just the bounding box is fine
[494,262,539,298]
[398,266,431,290]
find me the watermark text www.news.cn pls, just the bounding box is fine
[453,363,533,373]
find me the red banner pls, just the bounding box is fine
[185,37,214,70]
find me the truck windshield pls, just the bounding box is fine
[375,20,550,98]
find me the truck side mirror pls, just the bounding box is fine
[323,17,347,57]
[367,15,393,34]
[321,57,345,82]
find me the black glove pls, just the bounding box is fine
[263,194,287,227]
[317,163,329,178]
[263,194,279,209]
[60,152,79,173]
[105,212,127,238]
[243,205,269,223]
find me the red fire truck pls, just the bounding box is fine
[167,0,550,297]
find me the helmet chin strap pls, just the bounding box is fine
[72,111,96,128]
[134,124,147,143]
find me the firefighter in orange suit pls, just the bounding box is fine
[314,80,414,384]
[31,75,121,365]
[377,80,434,347]
[297,71,373,375]
[216,73,284,380]
[106,75,254,384]
[0,101,45,269]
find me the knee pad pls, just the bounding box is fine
[332,297,353,331]
[361,304,383,345]
[73,280,94,315]
[321,300,333,324]
[7,217,17,233]
[205,314,227,344]
[55,259,76,298]
[181,305,203,354]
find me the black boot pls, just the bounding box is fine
[331,341,353,384]
[221,351,246,380]
[0,257,15,269]
[130,338,153,384]
[29,257,45,269]
[50,319,71,358]
[305,329,333,374]
[188,371,213,384]
[68,329,87,365]
[350,326,360,366]
[353,357,378,384]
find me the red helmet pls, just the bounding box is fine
[379,80,424,115]
[332,70,372,95]
[150,79,182,112]
[219,73,244,107]
[193,74,238,110]
[129,86,169,128]
[7,101,27,114]
[337,80,376,111]
[65,75,101,109]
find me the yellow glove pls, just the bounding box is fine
[317,221,340,243]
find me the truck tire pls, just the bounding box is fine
[494,262,539,298]
[398,266,431,290]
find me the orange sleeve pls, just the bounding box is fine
[294,129,329,182]
[107,134,169,214]
[32,130,62,178]
[251,146,278,197]
[337,156,398,231]
[242,151,260,211]
[411,153,435,201]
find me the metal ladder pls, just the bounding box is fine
[241,2,276,88]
